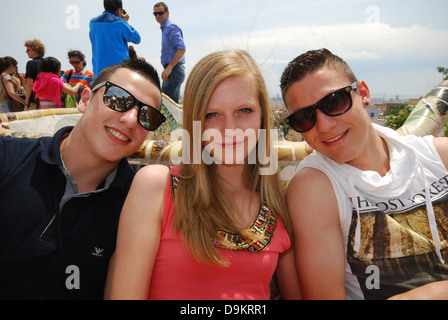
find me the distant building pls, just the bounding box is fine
[366,107,380,118]
[372,102,410,115]
[408,98,423,105]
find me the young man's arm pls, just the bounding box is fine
[161,49,186,81]
[24,78,33,106]
[24,60,38,107]
[161,24,186,81]
[433,137,448,170]
[286,167,347,299]
[122,17,141,45]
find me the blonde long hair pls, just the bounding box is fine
[173,49,290,266]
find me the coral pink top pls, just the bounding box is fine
[33,72,63,108]
[148,168,290,300]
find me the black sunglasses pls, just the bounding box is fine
[153,11,166,16]
[92,81,166,131]
[285,82,358,133]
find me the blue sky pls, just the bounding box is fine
[1,0,447,99]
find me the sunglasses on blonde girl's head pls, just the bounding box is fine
[285,82,358,133]
[92,81,166,131]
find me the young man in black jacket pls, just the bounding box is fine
[0,59,165,299]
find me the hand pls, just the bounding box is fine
[161,66,172,81]
[121,9,130,21]
[74,83,86,91]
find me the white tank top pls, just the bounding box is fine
[297,124,448,299]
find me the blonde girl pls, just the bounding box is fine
[106,50,301,300]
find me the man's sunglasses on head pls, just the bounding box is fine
[285,82,358,133]
[92,81,166,131]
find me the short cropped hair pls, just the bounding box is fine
[153,2,168,11]
[104,0,123,12]
[91,59,162,104]
[280,48,357,97]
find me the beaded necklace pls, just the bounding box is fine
[171,174,277,253]
[212,202,277,253]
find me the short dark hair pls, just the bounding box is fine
[280,48,357,97]
[104,0,123,12]
[41,57,61,75]
[154,2,168,12]
[92,59,162,104]
[68,50,87,67]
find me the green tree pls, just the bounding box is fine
[437,67,448,81]
[278,118,291,137]
[384,103,448,137]
[384,105,413,130]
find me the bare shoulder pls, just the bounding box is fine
[122,164,170,224]
[433,137,448,170]
[287,166,334,197]
[287,167,347,299]
[286,166,339,225]
[131,164,170,191]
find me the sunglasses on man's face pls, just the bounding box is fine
[285,82,358,133]
[92,81,166,131]
[153,11,166,16]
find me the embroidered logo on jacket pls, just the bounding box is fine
[91,247,104,257]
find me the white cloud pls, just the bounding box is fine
[210,23,448,62]
[1,0,447,99]
[203,22,448,97]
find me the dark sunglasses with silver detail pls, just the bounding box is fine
[285,82,358,133]
[92,81,166,131]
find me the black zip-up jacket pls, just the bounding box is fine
[0,127,135,299]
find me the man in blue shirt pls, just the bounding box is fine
[153,2,186,103]
[0,59,165,299]
[90,0,141,77]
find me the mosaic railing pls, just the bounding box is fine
[2,81,448,182]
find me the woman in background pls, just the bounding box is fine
[0,56,26,112]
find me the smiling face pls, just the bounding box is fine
[203,75,262,165]
[78,68,161,163]
[284,67,373,166]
